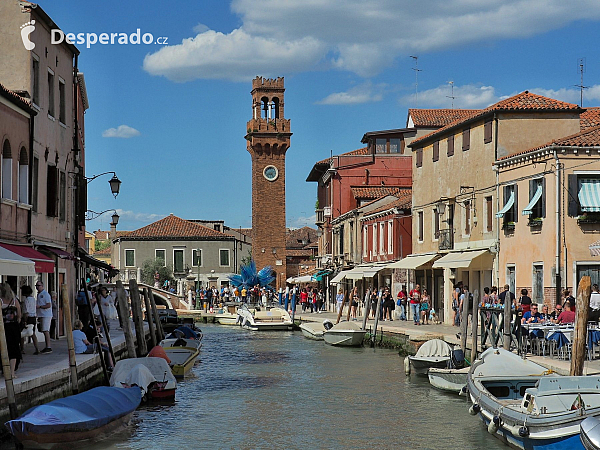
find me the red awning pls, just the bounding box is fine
[0,244,55,273]
[38,246,75,260]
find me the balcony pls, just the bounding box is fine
[436,228,453,251]
[315,209,324,226]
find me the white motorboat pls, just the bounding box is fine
[110,357,177,400]
[299,321,327,340]
[237,304,293,331]
[428,367,470,393]
[214,304,242,325]
[581,417,600,450]
[323,320,366,347]
[408,339,452,375]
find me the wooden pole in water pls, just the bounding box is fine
[94,287,116,366]
[142,288,157,349]
[147,288,164,342]
[335,290,346,324]
[471,291,479,359]
[361,288,372,331]
[460,289,470,354]
[116,280,136,358]
[129,279,147,356]
[503,289,513,351]
[346,289,353,322]
[0,287,17,418]
[61,284,79,394]
[371,291,384,347]
[571,276,591,376]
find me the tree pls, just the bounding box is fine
[141,258,174,286]
[95,239,111,252]
[240,249,252,268]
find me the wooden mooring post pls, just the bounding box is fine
[61,284,79,394]
[460,289,470,354]
[94,286,116,367]
[571,276,591,376]
[116,280,136,358]
[503,288,512,351]
[142,288,157,349]
[371,291,383,347]
[471,290,479,359]
[147,288,164,342]
[129,279,148,356]
[361,289,372,331]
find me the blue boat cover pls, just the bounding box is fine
[5,386,141,436]
[167,326,199,340]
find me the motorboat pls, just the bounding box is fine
[299,321,327,340]
[110,357,177,400]
[408,339,452,375]
[214,304,240,325]
[323,320,366,347]
[427,348,468,393]
[5,386,142,448]
[467,347,600,449]
[158,338,201,378]
[237,304,293,331]
[581,417,600,449]
[165,324,203,340]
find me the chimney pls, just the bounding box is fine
[110,223,116,240]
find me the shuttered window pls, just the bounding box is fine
[484,120,492,143]
[433,141,439,162]
[447,135,454,156]
[416,148,423,167]
[462,128,470,151]
[46,165,58,217]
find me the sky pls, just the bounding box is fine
[30,0,600,233]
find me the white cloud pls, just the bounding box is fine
[403,83,501,109]
[102,125,141,138]
[288,214,316,228]
[527,85,600,105]
[115,209,164,223]
[193,23,210,33]
[317,82,385,105]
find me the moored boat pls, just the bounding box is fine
[110,357,177,400]
[323,320,366,347]
[408,339,452,375]
[5,386,142,448]
[299,321,327,340]
[581,416,600,450]
[428,366,470,393]
[237,304,293,331]
[158,338,201,378]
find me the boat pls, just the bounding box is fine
[158,338,201,378]
[299,321,327,340]
[467,347,600,450]
[110,357,177,400]
[5,386,142,448]
[581,417,600,450]
[237,304,293,331]
[214,304,242,325]
[408,339,452,375]
[323,320,366,347]
[428,367,470,393]
[166,324,203,340]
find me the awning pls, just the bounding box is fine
[0,246,36,276]
[385,254,438,270]
[433,249,489,269]
[0,243,54,273]
[363,266,381,278]
[579,179,600,213]
[311,269,332,282]
[330,271,346,284]
[286,277,295,283]
[522,184,543,215]
[344,266,366,280]
[79,252,113,272]
[38,246,75,260]
[496,191,515,218]
[590,240,600,257]
[294,275,313,283]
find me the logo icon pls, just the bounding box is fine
[20,20,35,50]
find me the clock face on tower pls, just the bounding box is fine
[263,165,279,182]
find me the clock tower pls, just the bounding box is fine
[246,76,291,289]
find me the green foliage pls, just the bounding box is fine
[240,249,253,269]
[141,258,174,286]
[95,239,111,252]
[315,199,319,210]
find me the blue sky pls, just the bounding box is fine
[36,0,600,232]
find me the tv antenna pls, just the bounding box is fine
[574,57,587,107]
[410,56,422,107]
[447,81,456,109]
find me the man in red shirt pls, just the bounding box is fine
[409,284,421,325]
[556,300,575,324]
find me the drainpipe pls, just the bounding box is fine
[27,110,35,239]
[554,150,561,306]
[493,113,500,287]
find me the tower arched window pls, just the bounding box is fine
[19,146,28,204]
[261,97,269,119]
[1,139,12,199]
[272,97,280,119]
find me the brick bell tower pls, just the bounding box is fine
[246,76,291,289]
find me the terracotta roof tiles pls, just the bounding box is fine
[124,214,228,239]
[581,108,600,130]
[316,147,369,165]
[351,186,404,200]
[408,109,481,127]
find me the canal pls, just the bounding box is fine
[90,324,505,450]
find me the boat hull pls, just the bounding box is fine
[299,323,324,340]
[215,315,239,325]
[428,367,469,392]
[408,356,450,375]
[323,330,366,346]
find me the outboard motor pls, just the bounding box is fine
[448,348,465,369]
[323,320,334,331]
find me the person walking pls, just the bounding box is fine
[350,287,359,320]
[1,284,22,377]
[335,288,344,313]
[420,288,430,325]
[589,284,600,323]
[20,285,40,354]
[409,284,422,325]
[35,281,53,354]
[397,286,407,320]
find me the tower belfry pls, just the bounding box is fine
[245,76,292,289]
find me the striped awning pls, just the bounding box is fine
[522,184,543,215]
[496,191,515,218]
[590,240,600,257]
[579,179,600,212]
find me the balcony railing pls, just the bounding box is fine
[436,228,453,251]
[315,208,324,226]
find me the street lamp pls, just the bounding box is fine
[85,171,122,198]
[111,212,120,226]
[86,209,119,221]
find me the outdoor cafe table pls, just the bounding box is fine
[521,324,600,358]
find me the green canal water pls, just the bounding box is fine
[89,324,505,450]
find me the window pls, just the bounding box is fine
[379,222,385,255]
[416,148,423,168]
[464,200,471,236]
[125,249,135,267]
[155,249,166,265]
[485,196,493,232]
[192,249,202,267]
[390,138,401,154]
[362,225,368,257]
[432,140,439,162]
[59,171,66,221]
[568,175,600,216]
[1,140,12,199]
[219,249,230,267]
[174,249,184,272]
[47,70,55,118]
[577,264,600,288]
[497,184,517,224]
[418,211,424,242]
[32,55,39,106]
[523,178,545,219]
[433,207,440,240]
[349,221,354,257]
[484,120,492,144]
[387,220,393,254]
[32,156,38,211]
[376,138,387,153]
[46,165,58,217]
[533,264,543,303]
[447,135,454,156]
[18,147,28,204]
[58,79,66,124]
[372,224,377,255]
[339,224,344,254]
[462,128,470,151]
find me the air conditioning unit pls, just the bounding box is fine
[323,206,331,217]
